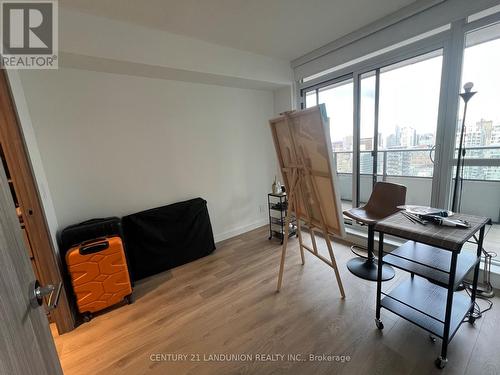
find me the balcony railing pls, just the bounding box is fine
[330,146,500,223]
[332,145,500,181]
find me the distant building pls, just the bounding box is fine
[399,126,417,148]
[386,133,398,149]
[454,119,500,180]
[386,150,404,176]
[417,133,435,147]
[458,118,494,148]
[385,126,416,149]
[359,137,373,151]
[332,141,344,151]
[331,118,499,181]
[343,135,353,151]
[492,124,500,145]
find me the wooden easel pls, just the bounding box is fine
[276,113,345,298]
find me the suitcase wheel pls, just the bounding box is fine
[125,294,134,305]
[82,312,93,323]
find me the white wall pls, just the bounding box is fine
[273,86,294,116]
[460,180,500,222]
[18,68,279,242]
[8,7,293,247]
[59,8,292,88]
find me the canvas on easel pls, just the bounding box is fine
[269,104,345,298]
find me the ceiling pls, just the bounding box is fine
[60,0,417,61]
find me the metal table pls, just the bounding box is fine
[374,212,489,369]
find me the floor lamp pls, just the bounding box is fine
[453,82,494,298]
[451,82,476,213]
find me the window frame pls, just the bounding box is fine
[300,30,451,209]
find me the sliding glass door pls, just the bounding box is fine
[451,21,500,249]
[361,50,443,206]
[302,49,444,217]
[299,9,500,244]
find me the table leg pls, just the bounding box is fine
[437,251,458,368]
[367,224,375,262]
[375,232,384,329]
[470,226,485,306]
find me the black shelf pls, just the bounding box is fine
[271,229,297,240]
[268,193,296,244]
[270,217,296,225]
[381,277,472,340]
[269,202,288,211]
[383,241,479,290]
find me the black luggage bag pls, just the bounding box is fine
[60,217,123,253]
[122,198,216,281]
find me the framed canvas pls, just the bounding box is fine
[269,104,345,237]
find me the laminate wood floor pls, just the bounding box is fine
[52,226,500,375]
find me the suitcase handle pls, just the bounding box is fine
[78,236,107,247]
[79,240,109,255]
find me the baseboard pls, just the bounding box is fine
[214,218,268,243]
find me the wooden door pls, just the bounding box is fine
[0,70,75,333]
[0,144,63,374]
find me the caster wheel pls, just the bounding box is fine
[375,318,384,330]
[468,316,476,324]
[435,356,447,369]
[82,313,92,323]
[429,334,437,343]
[125,294,134,304]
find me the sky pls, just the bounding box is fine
[309,29,500,148]
[460,36,500,125]
[315,54,442,145]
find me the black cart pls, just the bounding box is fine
[268,193,297,244]
[374,212,489,369]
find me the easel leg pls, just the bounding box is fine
[321,227,346,299]
[298,151,345,298]
[310,228,319,255]
[296,216,305,265]
[302,158,345,299]
[276,171,297,292]
[296,180,316,260]
[277,204,293,292]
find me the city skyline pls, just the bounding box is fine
[333,117,500,152]
[307,26,500,182]
[332,118,500,180]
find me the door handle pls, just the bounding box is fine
[30,280,62,310]
[429,145,436,164]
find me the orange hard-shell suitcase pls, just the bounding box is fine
[66,236,132,320]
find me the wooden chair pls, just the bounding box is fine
[343,182,407,281]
